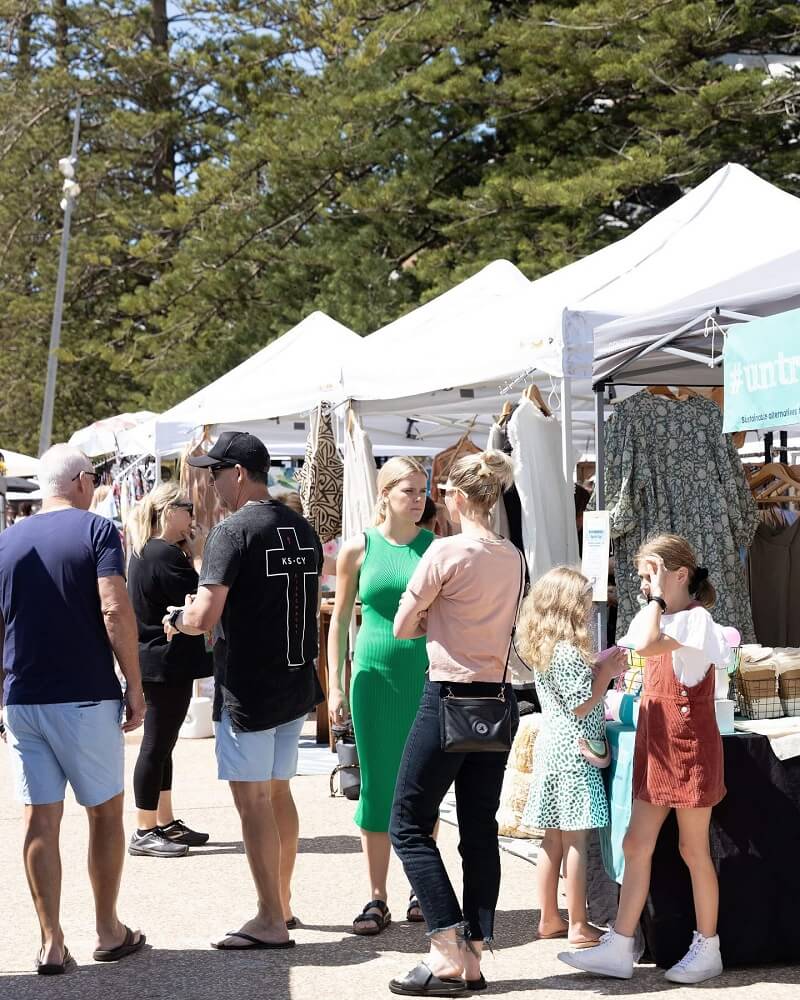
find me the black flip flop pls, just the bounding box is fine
[36,946,74,976]
[389,962,467,996]
[92,926,146,963]
[211,931,296,951]
[466,974,487,991]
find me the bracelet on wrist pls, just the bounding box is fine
[648,595,667,612]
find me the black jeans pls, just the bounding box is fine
[390,678,518,943]
[133,680,193,811]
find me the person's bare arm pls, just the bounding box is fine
[164,583,228,637]
[327,537,364,721]
[98,575,145,731]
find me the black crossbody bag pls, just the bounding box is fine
[439,550,526,753]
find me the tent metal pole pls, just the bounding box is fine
[560,377,573,485]
[594,383,608,650]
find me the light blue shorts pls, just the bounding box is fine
[5,700,124,807]
[214,709,305,783]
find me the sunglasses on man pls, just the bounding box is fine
[208,463,235,479]
[72,469,102,488]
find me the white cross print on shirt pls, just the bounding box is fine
[265,527,317,667]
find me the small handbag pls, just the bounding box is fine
[440,551,525,753]
[329,722,361,800]
[577,736,611,768]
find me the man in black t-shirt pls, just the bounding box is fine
[164,432,322,950]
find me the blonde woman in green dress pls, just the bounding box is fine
[328,458,434,935]
[517,567,627,946]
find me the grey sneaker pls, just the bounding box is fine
[128,828,189,858]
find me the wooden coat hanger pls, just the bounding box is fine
[646,385,678,400]
[498,400,515,428]
[522,383,551,417]
[748,463,800,501]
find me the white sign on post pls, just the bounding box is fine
[581,510,610,603]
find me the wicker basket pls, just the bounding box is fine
[779,671,800,717]
[735,669,782,720]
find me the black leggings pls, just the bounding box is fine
[133,680,193,811]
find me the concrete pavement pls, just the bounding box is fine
[0,728,797,999]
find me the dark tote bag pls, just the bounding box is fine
[439,550,526,753]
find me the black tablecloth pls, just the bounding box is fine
[644,732,800,968]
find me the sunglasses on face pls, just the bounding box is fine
[208,463,235,480]
[171,501,194,516]
[72,469,101,488]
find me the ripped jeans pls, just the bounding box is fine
[389,678,518,943]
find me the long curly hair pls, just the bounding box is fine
[516,566,594,671]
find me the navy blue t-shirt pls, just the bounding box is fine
[0,508,125,705]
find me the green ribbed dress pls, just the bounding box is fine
[351,527,434,832]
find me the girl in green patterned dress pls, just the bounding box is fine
[517,567,627,946]
[328,458,433,935]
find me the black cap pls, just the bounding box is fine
[186,431,271,473]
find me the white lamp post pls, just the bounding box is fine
[38,98,82,457]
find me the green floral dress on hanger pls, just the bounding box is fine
[599,392,758,642]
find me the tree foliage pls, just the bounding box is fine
[1,1,799,453]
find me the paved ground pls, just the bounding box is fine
[1,727,798,999]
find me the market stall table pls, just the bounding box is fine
[599,721,800,968]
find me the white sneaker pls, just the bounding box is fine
[558,928,635,979]
[664,931,723,984]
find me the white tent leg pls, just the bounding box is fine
[154,452,162,486]
[560,377,574,485]
[594,385,608,650]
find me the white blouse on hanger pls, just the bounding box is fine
[507,397,579,583]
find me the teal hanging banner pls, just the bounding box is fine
[723,309,800,433]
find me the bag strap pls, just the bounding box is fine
[501,549,527,687]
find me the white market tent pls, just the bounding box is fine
[555,163,800,386]
[343,259,597,479]
[131,311,452,460]
[69,411,157,458]
[0,448,40,478]
[131,312,360,459]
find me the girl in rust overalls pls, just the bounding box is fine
[560,534,731,985]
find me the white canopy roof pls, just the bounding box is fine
[68,411,157,458]
[589,245,800,385]
[344,259,593,411]
[553,163,800,385]
[0,448,39,478]
[144,312,361,457]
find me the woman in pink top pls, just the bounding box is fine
[388,451,525,998]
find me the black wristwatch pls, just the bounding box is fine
[648,595,667,612]
[167,607,183,631]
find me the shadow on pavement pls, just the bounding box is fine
[297,835,362,854]
[1,939,404,1000]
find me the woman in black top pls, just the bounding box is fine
[127,483,213,858]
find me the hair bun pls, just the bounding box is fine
[479,450,514,490]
